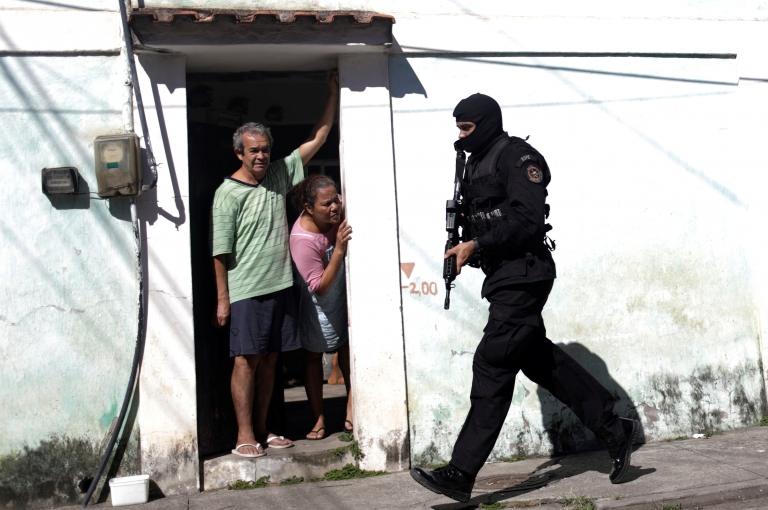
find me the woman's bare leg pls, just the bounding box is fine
[338,343,353,431]
[304,350,326,439]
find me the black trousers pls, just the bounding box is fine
[450,279,619,476]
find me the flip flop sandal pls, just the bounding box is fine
[305,428,326,440]
[231,443,266,458]
[266,434,294,449]
[344,420,354,432]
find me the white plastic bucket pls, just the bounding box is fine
[108,474,150,506]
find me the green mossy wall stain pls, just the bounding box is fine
[99,400,118,430]
[413,442,444,468]
[649,362,763,435]
[0,432,140,509]
[0,435,99,509]
[650,373,683,415]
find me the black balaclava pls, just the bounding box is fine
[453,93,504,153]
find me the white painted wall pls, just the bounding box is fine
[734,20,768,413]
[0,2,145,505]
[135,52,199,493]
[0,8,122,53]
[339,54,410,471]
[0,52,136,453]
[0,1,200,503]
[392,53,766,462]
[383,1,768,463]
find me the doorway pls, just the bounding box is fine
[187,70,341,456]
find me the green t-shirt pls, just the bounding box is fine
[211,149,305,303]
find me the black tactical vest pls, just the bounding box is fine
[462,136,516,240]
[460,135,556,293]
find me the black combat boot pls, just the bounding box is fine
[608,417,638,484]
[410,463,475,502]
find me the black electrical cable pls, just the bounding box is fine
[82,1,153,505]
[82,201,146,508]
[119,0,157,190]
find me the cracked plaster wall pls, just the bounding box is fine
[0,4,154,508]
[1,2,199,503]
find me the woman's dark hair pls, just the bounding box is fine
[292,174,338,212]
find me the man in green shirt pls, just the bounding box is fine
[212,73,338,457]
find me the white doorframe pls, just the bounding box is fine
[338,53,410,471]
[135,52,200,494]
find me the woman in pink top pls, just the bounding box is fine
[290,175,353,440]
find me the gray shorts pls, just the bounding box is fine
[229,288,300,357]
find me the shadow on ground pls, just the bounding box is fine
[432,447,655,510]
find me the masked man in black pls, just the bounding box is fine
[410,93,638,503]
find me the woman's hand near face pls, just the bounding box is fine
[314,218,352,296]
[335,219,352,254]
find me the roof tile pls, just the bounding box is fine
[130,8,395,26]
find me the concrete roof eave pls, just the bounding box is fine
[135,42,387,72]
[129,8,394,72]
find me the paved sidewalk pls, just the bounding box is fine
[74,426,768,509]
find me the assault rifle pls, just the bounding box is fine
[443,149,466,310]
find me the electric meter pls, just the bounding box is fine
[94,133,141,197]
[41,166,79,195]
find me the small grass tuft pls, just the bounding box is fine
[498,454,528,463]
[322,463,385,481]
[279,476,304,486]
[760,416,768,426]
[480,502,504,509]
[349,441,364,461]
[330,441,363,461]
[331,445,350,458]
[338,431,354,442]
[228,476,270,490]
[560,495,596,510]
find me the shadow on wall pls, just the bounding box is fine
[0,435,102,508]
[0,409,142,509]
[338,38,428,97]
[136,54,187,229]
[389,52,427,98]
[44,172,91,210]
[536,342,646,455]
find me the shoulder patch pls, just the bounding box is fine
[517,154,534,166]
[526,164,543,184]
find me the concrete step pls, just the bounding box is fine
[202,432,357,490]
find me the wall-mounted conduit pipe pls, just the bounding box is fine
[82,200,146,508]
[83,1,155,506]
[121,0,157,190]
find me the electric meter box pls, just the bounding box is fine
[94,133,141,197]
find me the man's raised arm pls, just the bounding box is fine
[299,71,339,166]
